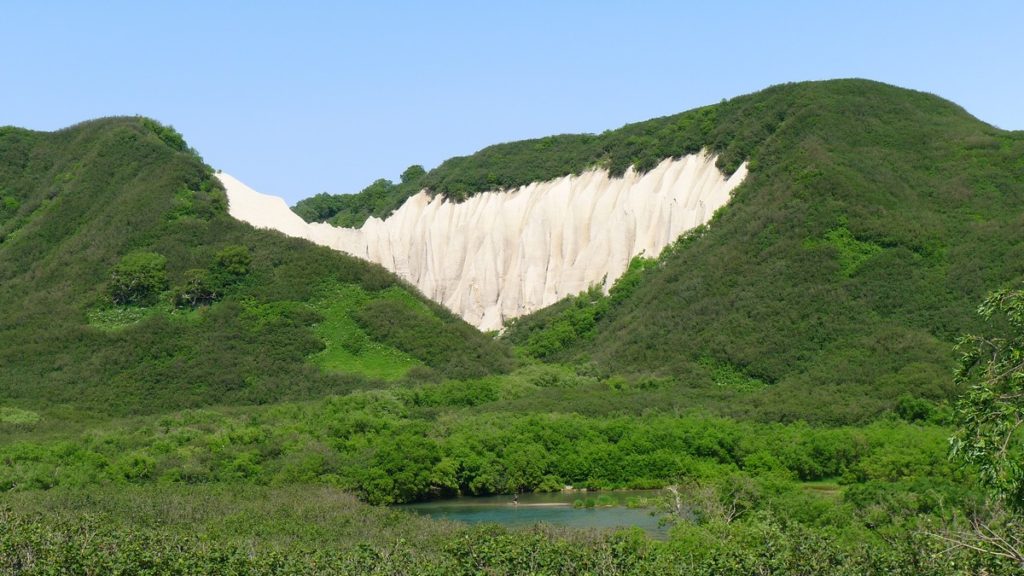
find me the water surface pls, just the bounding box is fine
[401,491,668,538]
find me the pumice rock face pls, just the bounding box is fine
[218,153,747,331]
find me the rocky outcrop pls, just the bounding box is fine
[218,152,747,330]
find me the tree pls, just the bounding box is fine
[400,164,426,185]
[172,246,250,309]
[173,269,218,308]
[212,244,251,286]
[662,475,761,526]
[942,286,1024,567]
[108,251,168,306]
[950,286,1024,511]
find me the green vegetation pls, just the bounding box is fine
[502,79,1024,424]
[139,117,190,153]
[0,380,960,502]
[0,117,512,417]
[107,251,168,305]
[4,80,1024,573]
[951,286,1024,511]
[171,244,251,308]
[354,291,515,380]
[307,283,422,380]
[0,371,1018,573]
[506,256,657,360]
[699,357,768,393]
[7,482,1014,576]
[812,223,885,277]
[292,164,427,227]
[0,406,39,425]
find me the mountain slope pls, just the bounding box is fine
[224,154,748,330]
[502,80,1024,422]
[0,118,513,415]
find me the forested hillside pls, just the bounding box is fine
[298,80,1024,424]
[0,118,513,415]
[502,80,1024,423]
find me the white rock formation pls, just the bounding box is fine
[217,152,747,331]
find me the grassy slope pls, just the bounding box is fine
[307,284,422,380]
[0,118,513,416]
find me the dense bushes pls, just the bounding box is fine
[1,472,1018,575]
[171,244,251,308]
[0,372,1014,573]
[0,383,962,505]
[4,507,1017,576]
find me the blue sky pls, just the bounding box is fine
[3,1,1021,204]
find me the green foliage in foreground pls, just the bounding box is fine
[951,285,1024,512]
[1,478,1019,575]
[1,367,1018,574]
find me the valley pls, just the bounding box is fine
[1,79,1023,574]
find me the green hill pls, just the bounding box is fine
[495,80,1024,423]
[292,79,1024,424]
[0,117,513,416]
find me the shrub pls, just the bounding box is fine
[108,251,168,306]
[173,268,218,308]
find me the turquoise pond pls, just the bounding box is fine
[399,491,669,538]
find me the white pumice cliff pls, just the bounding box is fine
[217,153,747,331]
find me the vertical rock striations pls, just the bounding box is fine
[218,152,747,330]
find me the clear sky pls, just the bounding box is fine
[3,1,1021,204]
